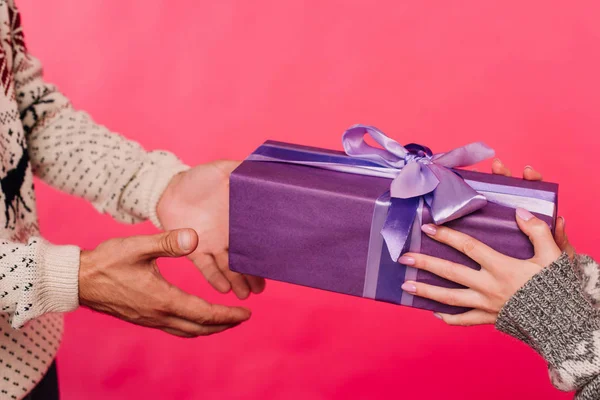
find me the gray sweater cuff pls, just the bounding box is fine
[578,378,600,400]
[496,254,600,364]
[496,253,600,396]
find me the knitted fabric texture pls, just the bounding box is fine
[497,254,600,399]
[0,1,187,398]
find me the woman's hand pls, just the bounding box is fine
[397,162,573,326]
[79,228,251,338]
[400,209,561,325]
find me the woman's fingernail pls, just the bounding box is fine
[398,255,415,266]
[516,207,534,221]
[401,282,417,293]
[493,158,503,166]
[178,230,192,251]
[421,224,437,235]
[433,313,443,320]
[524,165,534,171]
[560,216,566,226]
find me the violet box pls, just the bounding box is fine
[229,141,558,314]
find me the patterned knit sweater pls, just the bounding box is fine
[497,254,600,399]
[0,1,187,398]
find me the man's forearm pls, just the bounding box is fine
[14,51,188,224]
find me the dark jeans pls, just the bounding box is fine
[23,362,59,400]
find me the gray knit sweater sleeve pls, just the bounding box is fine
[496,254,600,399]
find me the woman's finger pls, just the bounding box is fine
[492,159,512,177]
[554,216,575,259]
[401,281,487,309]
[523,165,543,181]
[514,208,562,265]
[421,224,508,269]
[399,253,481,289]
[434,309,497,326]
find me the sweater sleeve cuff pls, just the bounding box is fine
[37,242,81,315]
[496,253,600,366]
[39,243,80,313]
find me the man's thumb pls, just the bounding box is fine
[137,229,199,260]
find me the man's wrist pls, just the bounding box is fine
[155,169,187,228]
[78,249,96,308]
[148,164,191,229]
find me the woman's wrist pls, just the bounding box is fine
[496,254,598,352]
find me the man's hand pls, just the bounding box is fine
[156,161,266,299]
[79,228,251,338]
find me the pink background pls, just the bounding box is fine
[16,0,598,399]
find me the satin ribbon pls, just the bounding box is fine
[343,125,495,261]
[248,124,495,262]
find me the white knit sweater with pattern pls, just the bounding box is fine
[0,1,187,398]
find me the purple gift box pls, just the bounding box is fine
[229,126,558,314]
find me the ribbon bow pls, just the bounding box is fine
[342,125,495,260]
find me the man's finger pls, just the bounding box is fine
[523,166,543,181]
[164,318,240,337]
[191,253,232,293]
[491,159,512,177]
[399,253,481,289]
[215,251,251,300]
[434,309,497,326]
[197,302,252,326]
[515,208,562,265]
[161,327,196,338]
[245,275,267,294]
[212,159,242,175]
[401,281,485,309]
[421,224,508,269]
[216,250,266,294]
[163,284,251,325]
[554,216,575,259]
[134,229,199,260]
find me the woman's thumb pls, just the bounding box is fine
[554,216,575,259]
[515,208,561,264]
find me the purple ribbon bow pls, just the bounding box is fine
[342,125,495,260]
[247,124,496,262]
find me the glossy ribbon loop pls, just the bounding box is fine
[341,125,494,260]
